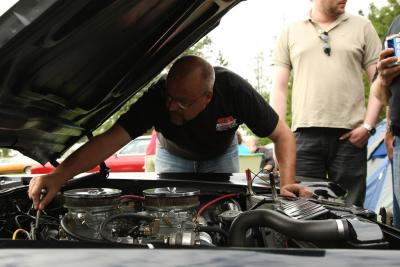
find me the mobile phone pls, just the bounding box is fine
[385,34,400,67]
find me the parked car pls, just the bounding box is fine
[31,135,151,174]
[0,152,38,174]
[0,0,399,266]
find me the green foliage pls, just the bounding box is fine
[285,76,293,127]
[367,0,400,121]
[0,148,12,157]
[254,51,269,94]
[368,0,400,41]
[216,50,229,66]
[179,36,213,59]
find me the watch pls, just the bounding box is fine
[361,123,376,135]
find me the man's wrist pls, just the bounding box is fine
[361,123,376,135]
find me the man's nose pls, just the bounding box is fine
[166,100,180,111]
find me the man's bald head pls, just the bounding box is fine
[167,56,215,94]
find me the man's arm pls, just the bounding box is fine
[343,47,400,146]
[270,66,290,119]
[372,74,391,105]
[28,123,132,209]
[384,106,394,160]
[269,67,312,197]
[268,118,311,197]
[340,64,382,147]
[364,64,383,125]
[372,48,400,104]
[268,118,295,186]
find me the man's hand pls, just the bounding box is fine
[377,48,400,87]
[280,183,313,198]
[385,130,394,160]
[339,127,369,148]
[28,173,68,210]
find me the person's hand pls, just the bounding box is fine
[280,183,313,198]
[385,130,394,160]
[339,127,369,148]
[377,48,400,87]
[28,172,68,210]
[263,164,274,172]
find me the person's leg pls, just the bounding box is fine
[155,145,196,173]
[295,128,327,179]
[198,139,239,173]
[328,138,367,207]
[392,136,400,228]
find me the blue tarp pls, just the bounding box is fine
[365,157,390,211]
[364,120,392,214]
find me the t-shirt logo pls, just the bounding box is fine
[216,116,237,131]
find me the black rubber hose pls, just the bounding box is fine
[229,209,349,247]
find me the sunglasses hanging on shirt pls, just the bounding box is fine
[318,30,331,56]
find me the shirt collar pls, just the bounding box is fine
[304,10,350,23]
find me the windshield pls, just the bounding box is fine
[118,137,151,155]
[0,0,58,48]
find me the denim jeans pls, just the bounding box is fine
[295,128,367,207]
[393,136,400,228]
[155,139,239,173]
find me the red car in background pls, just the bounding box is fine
[31,135,151,174]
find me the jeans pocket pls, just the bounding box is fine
[345,139,364,150]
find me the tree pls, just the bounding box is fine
[254,51,269,94]
[242,52,272,145]
[216,50,229,66]
[368,0,400,41]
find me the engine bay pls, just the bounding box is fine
[1,171,400,249]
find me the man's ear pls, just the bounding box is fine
[205,90,213,102]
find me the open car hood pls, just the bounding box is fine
[0,0,242,164]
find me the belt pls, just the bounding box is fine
[392,125,400,137]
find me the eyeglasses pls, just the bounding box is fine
[165,90,208,110]
[319,31,331,56]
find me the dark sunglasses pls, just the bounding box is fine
[319,31,331,56]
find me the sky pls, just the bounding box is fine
[0,0,388,87]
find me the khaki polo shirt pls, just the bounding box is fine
[272,12,381,131]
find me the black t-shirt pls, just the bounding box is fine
[118,67,279,160]
[387,16,400,131]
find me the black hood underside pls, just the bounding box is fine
[0,0,242,164]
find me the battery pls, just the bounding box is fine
[385,34,400,66]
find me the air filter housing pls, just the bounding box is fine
[143,187,200,211]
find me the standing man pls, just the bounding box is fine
[270,0,382,206]
[29,55,311,210]
[372,15,400,228]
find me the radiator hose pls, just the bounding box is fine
[228,209,349,247]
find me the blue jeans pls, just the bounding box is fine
[155,140,239,173]
[393,136,400,228]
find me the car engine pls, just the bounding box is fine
[1,171,400,250]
